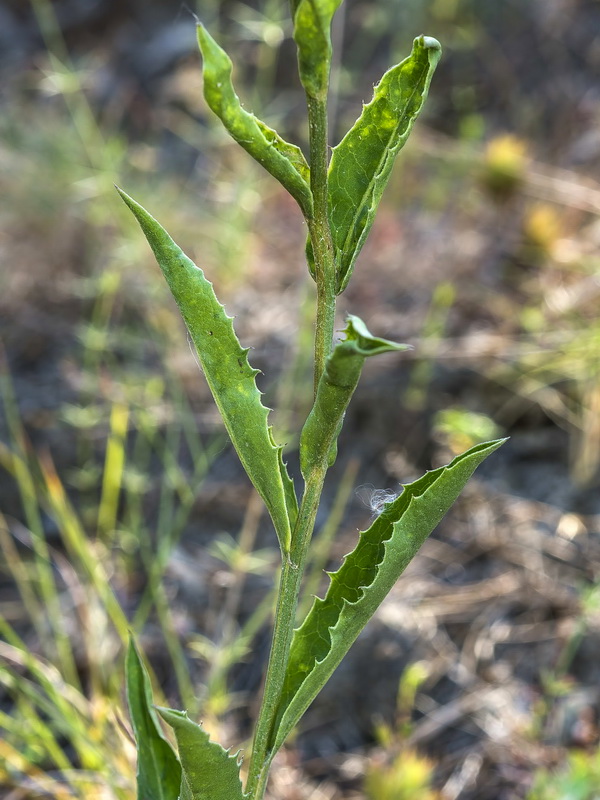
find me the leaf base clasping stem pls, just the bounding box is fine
[245,467,328,799]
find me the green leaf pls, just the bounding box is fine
[118,189,296,554]
[197,24,313,218]
[329,35,442,293]
[157,708,247,800]
[299,315,408,478]
[271,439,506,752]
[126,638,181,800]
[292,0,343,98]
[275,429,299,526]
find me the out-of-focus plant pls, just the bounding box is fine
[366,662,439,800]
[433,407,501,455]
[480,133,529,201]
[528,751,600,800]
[365,749,440,800]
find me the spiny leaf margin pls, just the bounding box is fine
[118,188,296,553]
[197,23,312,217]
[271,439,506,752]
[126,638,181,800]
[157,708,248,800]
[329,35,442,293]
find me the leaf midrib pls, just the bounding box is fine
[336,58,430,276]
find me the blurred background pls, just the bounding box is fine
[1,1,600,798]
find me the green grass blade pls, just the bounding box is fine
[126,639,181,800]
[0,512,46,645]
[39,453,130,643]
[197,24,312,218]
[0,357,77,680]
[157,708,247,800]
[97,402,129,541]
[299,315,408,478]
[330,36,442,293]
[271,439,506,752]
[118,189,296,555]
[0,698,73,773]
[292,0,344,98]
[0,628,106,770]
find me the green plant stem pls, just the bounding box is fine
[245,467,326,799]
[247,88,337,800]
[300,456,359,617]
[307,94,336,395]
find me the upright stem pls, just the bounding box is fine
[245,468,327,798]
[246,419,333,785]
[307,94,336,395]
[247,86,338,800]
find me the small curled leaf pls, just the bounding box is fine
[299,315,408,478]
[329,35,442,293]
[197,23,313,218]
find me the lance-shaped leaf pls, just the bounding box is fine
[197,24,312,218]
[126,638,181,800]
[292,0,344,98]
[157,708,247,800]
[118,189,297,554]
[271,439,506,752]
[329,36,442,293]
[299,315,408,478]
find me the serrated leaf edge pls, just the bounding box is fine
[117,188,296,553]
[157,708,250,799]
[272,439,505,751]
[331,36,441,293]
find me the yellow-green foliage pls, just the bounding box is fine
[528,750,600,800]
[365,750,440,800]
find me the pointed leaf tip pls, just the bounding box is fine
[343,314,410,356]
[328,35,442,293]
[126,638,181,800]
[119,190,296,554]
[300,316,408,477]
